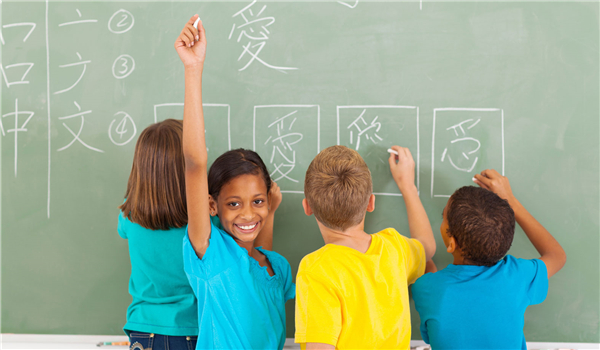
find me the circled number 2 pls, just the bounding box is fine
[108,9,134,34]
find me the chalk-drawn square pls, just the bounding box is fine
[337,106,419,196]
[153,103,231,166]
[431,108,504,198]
[253,105,320,193]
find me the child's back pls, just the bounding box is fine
[297,228,425,348]
[295,146,436,349]
[413,255,547,349]
[118,119,198,348]
[413,173,566,349]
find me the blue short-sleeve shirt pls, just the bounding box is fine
[183,219,295,350]
[412,255,548,350]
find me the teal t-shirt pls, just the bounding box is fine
[118,211,198,336]
[412,255,548,349]
[183,219,295,349]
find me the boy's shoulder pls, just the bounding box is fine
[298,245,337,274]
[413,265,450,289]
[374,227,416,246]
[413,255,546,289]
[375,227,425,257]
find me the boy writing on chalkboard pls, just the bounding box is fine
[412,169,567,349]
[295,145,436,349]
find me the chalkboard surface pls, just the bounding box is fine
[2,1,598,343]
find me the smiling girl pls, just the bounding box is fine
[174,16,295,349]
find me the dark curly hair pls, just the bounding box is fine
[446,186,515,266]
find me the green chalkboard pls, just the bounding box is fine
[2,1,598,343]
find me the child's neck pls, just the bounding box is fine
[451,251,480,266]
[318,221,372,254]
[452,254,468,265]
[234,240,255,256]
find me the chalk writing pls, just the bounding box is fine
[54,52,90,95]
[338,0,359,9]
[108,112,137,146]
[112,54,135,79]
[1,62,34,88]
[267,110,303,183]
[431,108,505,197]
[254,105,319,193]
[338,105,420,197]
[57,101,104,153]
[347,109,383,151]
[441,119,481,172]
[108,9,134,34]
[58,9,98,27]
[1,99,35,177]
[1,22,36,43]
[229,0,297,73]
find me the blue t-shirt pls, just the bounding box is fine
[118,212,198,336]
[412,255,548,350]
[183,219,295,350]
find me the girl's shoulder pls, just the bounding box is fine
[257,248,292,271]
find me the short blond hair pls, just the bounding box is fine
[304,145,372,231]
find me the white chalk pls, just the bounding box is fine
[193,16,201,29]
[472,177,477,182]
[387,148,399,156]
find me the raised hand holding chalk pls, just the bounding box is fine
[473,169,516,205]
[175,14,207,68]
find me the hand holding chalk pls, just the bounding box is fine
[174,14,207,68]
[387,146,416,191]
[472,169,516,205]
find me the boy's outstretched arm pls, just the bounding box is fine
[254,182,282,250]
[388,146,436,260]
[474,169,567,278]
[175,15,211,257]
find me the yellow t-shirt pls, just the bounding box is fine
[295,228,426,350]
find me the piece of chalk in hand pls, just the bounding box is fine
[472,177,477,182]
[387,148,399,155]
[193,16,201,29]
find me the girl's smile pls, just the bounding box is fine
[233,221,260,234]
[210,173,270,251]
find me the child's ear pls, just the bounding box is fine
[367,194,376,212]
[208,195,218,216]
[447,236,457,254]
[302,198,313,216]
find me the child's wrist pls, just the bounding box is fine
[396,181,417,193]
[184,64,204,74]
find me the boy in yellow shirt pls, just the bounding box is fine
[295,145,436,350]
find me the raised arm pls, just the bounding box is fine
[474,169,566,278]
[254,181,282,250]
[388,146,436,260]
[175,15,211,257]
